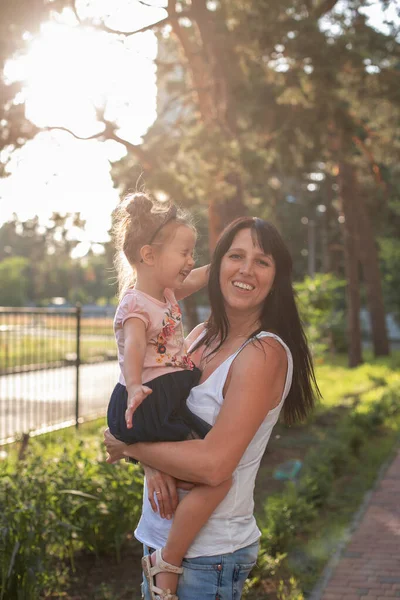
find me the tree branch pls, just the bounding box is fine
[43,126,105,141]
[68,0,171,35]
[136,0,164,8]
[74,2,193,38]
[69,0,81,23]
[43,124,154,170]
[98,17,170,36]
[109,132,154,170]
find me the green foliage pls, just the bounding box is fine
[277,578,304,600]
[0,257,29,306]
[0,214,117,307]
[262,484,316,554]
[0,430,142,599]
[295,274,346,355]
[315,354,400,408]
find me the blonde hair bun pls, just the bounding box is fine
[125,193,153,217]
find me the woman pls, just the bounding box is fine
[105,216,320,600]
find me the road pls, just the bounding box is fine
[0,361,119,443]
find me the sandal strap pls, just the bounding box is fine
[154,592,178,600]
[150,549,183,577]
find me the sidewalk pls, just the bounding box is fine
[315,448,400,600]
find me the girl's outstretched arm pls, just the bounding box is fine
[123,318,152,427]
[105,337,287,486]
[175,265,210,300]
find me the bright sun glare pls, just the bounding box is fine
[8,20,158,139]
[1,3,164,252]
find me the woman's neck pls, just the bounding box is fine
[225,309,261,339]
[134,272,166,303]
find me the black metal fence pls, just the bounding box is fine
[0,306,118,445]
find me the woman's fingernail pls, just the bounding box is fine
[167,514,172,520]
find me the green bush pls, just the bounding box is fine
[295,274,346,355]
[0,434,143,599]
[262,484,316,554]
[344,425,365,458]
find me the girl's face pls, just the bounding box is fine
[154,225,196,290]
[219,228,276,316]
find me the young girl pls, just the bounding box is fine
[107,193,231,600]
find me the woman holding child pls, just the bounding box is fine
[105,207,319,600]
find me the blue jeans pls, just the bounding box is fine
[141,541,259,600]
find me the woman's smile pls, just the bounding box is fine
[231,280,255,292]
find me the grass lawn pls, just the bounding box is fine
[0,335,116,371]
[0,314,115,371]
[1,353,399,600]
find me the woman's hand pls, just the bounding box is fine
[143,464,195,519]
[143,464,179,519]
[104,428,127,463]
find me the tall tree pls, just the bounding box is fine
[2,0,399,361]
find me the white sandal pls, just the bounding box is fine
[142,548,183,600]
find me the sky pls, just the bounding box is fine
[0,0,398,257]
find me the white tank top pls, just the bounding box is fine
[134,332,293,558]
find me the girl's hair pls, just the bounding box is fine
[194,216,320,425]
[112,192,194,299]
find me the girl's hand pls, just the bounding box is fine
[104,428,127,463]
[143,464,180,519]
[125,385,153,428]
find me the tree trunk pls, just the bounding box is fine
[338,161,363,367]
[208,172,248,250]
[170,2,247,251]
[322,179,335,273]
[356,195,390,356]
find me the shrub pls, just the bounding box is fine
[262,484,316,554]
[295,274,346,355]
[0,433,142,599]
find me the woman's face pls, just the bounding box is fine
[219,228,276,316]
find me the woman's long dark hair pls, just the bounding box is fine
[194,217,320,425]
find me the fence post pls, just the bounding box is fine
[75,303,81,429]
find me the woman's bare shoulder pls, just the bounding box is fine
[235,335,288,372]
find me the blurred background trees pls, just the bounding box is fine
[1,0,399,366]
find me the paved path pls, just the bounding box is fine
[317,448,400,600]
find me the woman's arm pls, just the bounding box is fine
[114,338,287,486]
